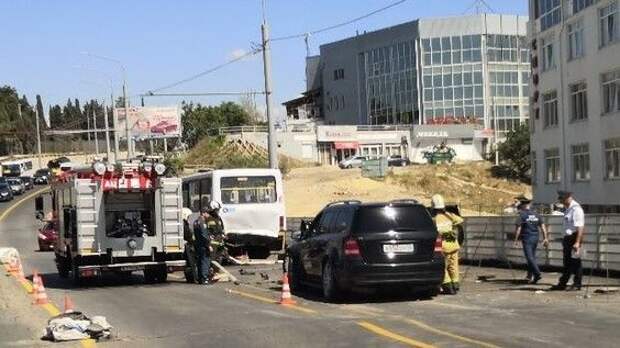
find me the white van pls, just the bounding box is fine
[1,159,34,177]
[182,168,286,258]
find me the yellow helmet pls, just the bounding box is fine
[431,194,445,209]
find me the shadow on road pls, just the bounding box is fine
[33,272,183,291]
[287,285,436,305]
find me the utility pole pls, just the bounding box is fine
[261,13,278,169]
[92,105,99,155]
[111,93,119,162]
[86,107,91,144]
[122,83,132,159]
[103,102,111,161]
[35,107,42,169]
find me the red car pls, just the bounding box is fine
[150,121,177,135]
[38,221,58,251]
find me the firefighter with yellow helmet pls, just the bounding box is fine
[431,194,464,295]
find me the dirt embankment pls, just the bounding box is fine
[284,162,531,217]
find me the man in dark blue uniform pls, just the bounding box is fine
[513,194,549,284]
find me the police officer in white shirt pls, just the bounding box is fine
[551,191,585,291]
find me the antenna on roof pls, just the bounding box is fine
[462,0,496,15]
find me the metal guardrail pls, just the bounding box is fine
[462,214,620,272]
[217,124,414,135]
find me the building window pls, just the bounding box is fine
[571,144,590,181]
[574,0,596,14]
[540,0,562,31]
[333,68,344,80]
[532,151,538,186]
[545,148,561,183]
[543,90,559,127]
[605,138,620,179]
[600,2,619,47]
[570,82,588,121]
[568,20,585,60]
[602,69,620,114]
[541,37,555,71]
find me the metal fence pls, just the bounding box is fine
[288,214,620,273]
[462,215,620,272]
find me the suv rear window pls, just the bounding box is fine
[355,205,435,234]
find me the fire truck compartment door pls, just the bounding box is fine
[158,178,184,252]
[75,180,100,253]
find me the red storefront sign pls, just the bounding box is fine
[333,142,359,150]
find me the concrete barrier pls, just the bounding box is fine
[462,214,620,272]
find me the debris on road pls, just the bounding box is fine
[594,287,619,295]
[535,290,546,295]
[42,311,111,342]
[211,261,240,285]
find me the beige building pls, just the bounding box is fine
[529,0,620,212]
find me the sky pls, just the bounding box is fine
[0,0,527,122]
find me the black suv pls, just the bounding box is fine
[287,200,444,300]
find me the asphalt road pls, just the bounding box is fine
[2,190,620,348]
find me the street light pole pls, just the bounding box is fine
[35,107,42,169]
[261,17,278,169]
[81,52,131,159]
[92,105,99,155]
[102,101,111,161]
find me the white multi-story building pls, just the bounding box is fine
[529,0,620,212]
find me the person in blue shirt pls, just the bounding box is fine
[513,194,549,284]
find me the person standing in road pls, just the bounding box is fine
[551,191,585,291]
[513,194,549,284]
[193,207,213,285]
[431,194,464,295]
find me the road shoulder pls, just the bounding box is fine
[0,267,59,347]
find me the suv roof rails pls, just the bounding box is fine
[389,199,420,205]
[326,200,362,208]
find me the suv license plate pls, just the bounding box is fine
[383,244,414,253]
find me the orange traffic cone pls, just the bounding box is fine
[279,273,296,305]
[33,275,49,305]
[30,270,40,294]
[63,294,75,313]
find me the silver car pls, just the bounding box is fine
[338,156,368,169]
[6,178,25,195]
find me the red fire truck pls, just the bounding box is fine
[35,160,185,285]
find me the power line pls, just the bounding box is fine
[146,48,262,94]
[270,0,411,42]
[141,91,265,98]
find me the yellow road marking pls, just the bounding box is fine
[403,318,501,348]
[80,339,97,348]
[42,303,61,316]
[357,321,437,348]
[227,288,317,314]
[0,187,49,222]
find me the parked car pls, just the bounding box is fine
[151,121,177,135]
[0,183,13,202]
[20,176,34,190]
[338,156,368,169]
[287,200,444,301]
[6,178,25,195]
[33,168,52,185]
[38,221,58,251]
[387,155,410,167]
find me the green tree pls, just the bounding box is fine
[497,123,531,179]
[181,101,250,148]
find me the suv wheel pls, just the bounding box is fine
[322,259,340,301]
[346,165,352,169]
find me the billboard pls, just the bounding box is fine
[115,106,181,139]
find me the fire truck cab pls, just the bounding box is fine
[36,160,185,285]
